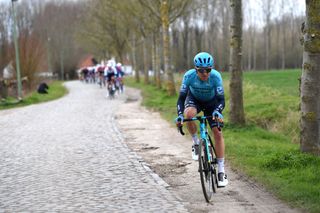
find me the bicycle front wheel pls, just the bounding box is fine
[198,139,215,202]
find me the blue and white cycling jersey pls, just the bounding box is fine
[180,69,224,101]
[176,69,225,116]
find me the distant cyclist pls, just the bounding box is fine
[96,64,105,88]
[175,52,228,187]
[104,63,116,97]
[115,63,125,93]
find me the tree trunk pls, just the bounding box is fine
[300,0,320,155]
[222,1,230,71]
[253,27,257,70]
[264,0,272,70]
[155,32,162,89]
[265,26,270,70]
[182,15,189,69]
[281,23,286,70]
[131,34,139,83]
[161,0,176,96]
[143,38,149,84]
[0,80,8,99]
[152,33,157,85]
[229,0,245,125]
[280,0,286,70]
[247,27,252,70]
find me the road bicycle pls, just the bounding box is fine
[107,81,116,99]
[115,77,124,94]
[178,115,223,202]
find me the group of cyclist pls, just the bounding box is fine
[79,59,125,96]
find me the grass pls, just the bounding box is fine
[0,81,68,110]
[126,69,320,213]
[224,70,301,143]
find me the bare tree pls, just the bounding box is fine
[0,5,10,73]
[142,37,150,84]
[229,0,245,125]
[262,0,273,70]
[152,31,162,88]
[0,4,11,99]
[78,0,130,61]
[300,1,320,155]
[131,33,140,83]
[280,0,286,69]
[18,30,45,88]
[138,0,192,95]
[221,0,230,71]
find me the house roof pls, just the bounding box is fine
[78,55,96,69]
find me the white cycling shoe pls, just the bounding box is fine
[217,172,228,187]
[192,144,199,161]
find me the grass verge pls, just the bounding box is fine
[0,81,68,110]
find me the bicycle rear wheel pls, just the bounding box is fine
[198,139,215,202]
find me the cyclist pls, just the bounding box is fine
[105,63,116,96]
[175,52,228,187]
[115,63,125,93]
[96,64,105,88]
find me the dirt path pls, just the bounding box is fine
[115,88,302,213]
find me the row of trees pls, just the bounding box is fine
[78,0,305,95]
[0,0,86,92]
[79,0,318,155]
[0,0,318,155]
[0,0,304,92]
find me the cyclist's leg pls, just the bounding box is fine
[184,107,197,135]
[212,127,228,186]
[184,94,201,160]
[211,128,225,159]
[184,93,200,141]
[203,102,225,159]
[205,103,228,186]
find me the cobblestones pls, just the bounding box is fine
[0,81,187,212]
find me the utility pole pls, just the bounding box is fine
[11,0,22,100]
[60,50,64,81]
[47,37,52,73]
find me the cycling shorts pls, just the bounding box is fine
[185,92,221,129]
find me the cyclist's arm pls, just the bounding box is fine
[214,95,225,113]
[177,74,190,116]
[177,91,187,116]
[214,72,225,113]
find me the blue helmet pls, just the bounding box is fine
[193,52,214,68]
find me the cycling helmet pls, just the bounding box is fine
[116,63,122,67]
[193,52,214,68]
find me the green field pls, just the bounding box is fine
[0,81,67,110]
[126,69,320,213]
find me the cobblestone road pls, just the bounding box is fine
[0,81,187,212]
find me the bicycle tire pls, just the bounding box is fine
[208,135,218,192]
[198,139,215,202]
[108,87,115,99]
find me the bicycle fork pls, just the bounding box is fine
[200,119,212,164]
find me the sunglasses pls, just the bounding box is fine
[196,68,212,74]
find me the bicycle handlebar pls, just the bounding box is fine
[177,115,223,135]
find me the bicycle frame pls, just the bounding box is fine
[178,115,219,163]
[178,114,223,202]
[198,117,212,164]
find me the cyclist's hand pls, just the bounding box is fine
[212,110,224,123]
[175,115,184,127]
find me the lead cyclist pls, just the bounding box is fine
[175,52,228,187]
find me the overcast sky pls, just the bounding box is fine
[244,0,306,28]
[2,0,306,29]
